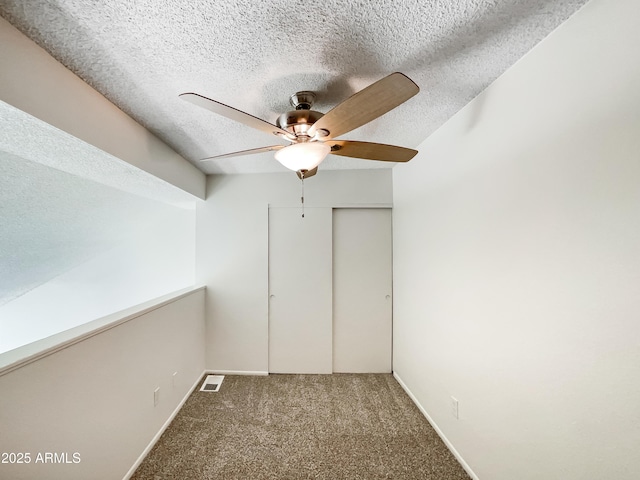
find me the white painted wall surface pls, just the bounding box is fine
[0,205,195,353]
[0,288,205,480]
[196,169,392,373]
[0,15,202,355]
[392,0,640,479]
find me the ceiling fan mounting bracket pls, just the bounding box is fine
[289,91,316,110]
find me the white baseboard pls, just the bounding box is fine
[209,370,269,376]
[393,371,480,480]
[122,370,206,480]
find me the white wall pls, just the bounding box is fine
[0,205,195,353]
[0,15,202,355]
[196,169,393,373]
[0,288,205,480]
[392,0,640,479]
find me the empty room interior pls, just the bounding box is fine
[0,0,638,479]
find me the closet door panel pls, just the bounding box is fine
[333,208,392,373]
[268,207,332,374]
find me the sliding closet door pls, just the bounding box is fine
[333,208,392,373]
[268,207,333,374]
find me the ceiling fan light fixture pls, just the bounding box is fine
[274,142,330,172]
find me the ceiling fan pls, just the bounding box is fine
[179,72,419,179]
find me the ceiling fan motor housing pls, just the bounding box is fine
[276,109,324,138]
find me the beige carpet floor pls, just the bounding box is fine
[132,374,470,480]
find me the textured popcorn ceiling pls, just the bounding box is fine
[0,0,589,174]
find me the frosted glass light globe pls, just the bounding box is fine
[274,142,330,171]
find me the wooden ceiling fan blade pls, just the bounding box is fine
[326,140,418,162]
[308,73,419,140]
[180,93,292,139]
[199,145,285,162]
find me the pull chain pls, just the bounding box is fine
[301,176,305,218]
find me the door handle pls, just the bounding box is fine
[270,295,275,299]
[385,295,391,300]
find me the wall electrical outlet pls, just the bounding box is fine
[451,396,459,419]
[154,387,160,407]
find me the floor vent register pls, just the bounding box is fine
[200,374,224,392]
